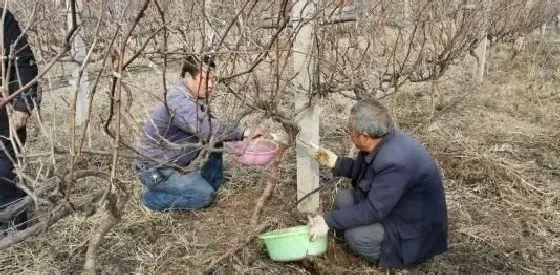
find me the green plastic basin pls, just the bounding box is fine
[258,225,328,262]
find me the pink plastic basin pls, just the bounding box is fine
[225,139,279,166]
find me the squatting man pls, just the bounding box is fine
[307,98,449,268]
[136,55,267,211]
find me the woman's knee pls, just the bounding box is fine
[188,188,215,208]
[142,186,216,211]
[158,171,213,194]
[141,191,169,211]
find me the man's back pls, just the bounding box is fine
[374,130,448,267]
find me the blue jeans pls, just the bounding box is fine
[137,152,224,211]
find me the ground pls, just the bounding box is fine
[0,33,559,274]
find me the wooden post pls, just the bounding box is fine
[67,0,91,125]
[292,0,320,215]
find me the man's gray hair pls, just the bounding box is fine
[350,98,394,138]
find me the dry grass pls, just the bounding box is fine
[1,32,560,274]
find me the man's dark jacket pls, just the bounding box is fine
[0,8,39,137]
[325,129,448,268]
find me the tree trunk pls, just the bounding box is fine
[67,0,91,125]
[475,34,487,83]
[292,0,320,215]
[204,0,214,50]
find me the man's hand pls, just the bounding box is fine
[308,214,329,241]
[11,111,29,130]
[244,124,269,140]
[310,142,337,168]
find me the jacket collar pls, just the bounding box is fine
[364,129,395,164]
[176,80,208,111]
[177,80,195,100]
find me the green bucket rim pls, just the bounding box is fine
[258,225,309,240]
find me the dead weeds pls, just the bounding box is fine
[1,34,559,274]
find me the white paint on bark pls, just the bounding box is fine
[292,0,320,214]
[67,0,91,125]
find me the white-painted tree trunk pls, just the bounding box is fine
[67,0,91,125]
[475,34,487,83]
[403,0,410,19]
[204,0,214,50]
[292,0,320,215]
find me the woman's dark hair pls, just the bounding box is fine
[181,54,215,78]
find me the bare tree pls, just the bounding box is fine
[0,0,554,273]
